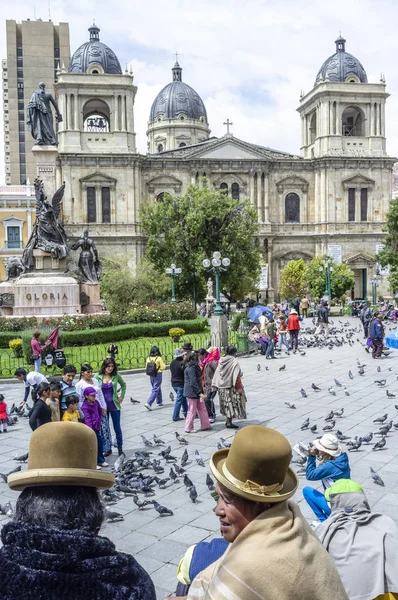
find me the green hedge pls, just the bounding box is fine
[62,318,207,346]
[0,332,25,348]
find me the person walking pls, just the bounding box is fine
[315,299,330,338]
[277,315,290,354]
[287,308,300,353]
[198,347,220,423]
[170,348,188,422]
[81,386,108,468]
[360,302,373,338]
[95,358,126,456]
[302,433,351,525]
[212,346,247,429]
[29,382,52,431]
[265,317,277,359]
[292,296,301,316]
[30,331,49,372]
[183,352,211,433]
[258,311,268,334]
[14,368,48,404]
[301,297,309,318]
[370,312,385,359]
[145,346,166,411]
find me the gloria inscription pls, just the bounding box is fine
[26,293,68,301]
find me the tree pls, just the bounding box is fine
[376,198,398,269]
[307,256,355,300]
[279,259,307,300]
[388,267,398,295]
[140,184,261,300]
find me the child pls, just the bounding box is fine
[46,381,61,421]
[107,343,118,360]
[60,365,77,412]
[278,316,290,355]
[145,346,166,411]
[81,386,108,469]
[62,395,81,422]
[0,394,8,433]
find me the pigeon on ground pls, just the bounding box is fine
[362,432,373,444]
[0,502,13,517]
[377,366,381,373]
[130,397,140,404]
[195,450,205,467]
[323,420,336,431]
[0,465,21,483]
[348,439,362,451]
[334,408,344,417]
[300,389,307,398]
[13,452,29,462]
[257,364,261,371]
[164,454,177,462]
[176,432,189,445]
[373,414,388,424]
[344,387,350,396]
[206,474,215,490]
[299,351,306,356]
[219,438,232,448]
[153,434,165,445]
[174,464,186,475]
[311,383,321,391]
[105,509,124,522]
[300,418,310,430]
[310,424,317,433]
[325,410,335,422]
[348,370,354,380]
[386,390,396,399]
[159,445,172,458]
[141,434,153,447]
[155,477,170,489]
[328,387,336,396]
[372,437,387,451]
[374,380,386,387]
[184,474,194,489]
[181,449,189,467]
[189,486,198,503]
[133,495,152,509]
[169,467,179,483]
[284,402,296,409]
[395,405,398,411]
[334,379,342,387]
[152,500,174,516]
[169,392,175,402]
[279,364,286,371]
[370,467,385,487]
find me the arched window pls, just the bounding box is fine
[156,192,164,202]
[342,106,364,136]
[309,112,317,144]
[157,143,164,153]
[285,193,300,223]
[220,182,228,194]
[179,142,187,148]
[231,182,240,199]
[83,99,110,132]
[84,114,109,132]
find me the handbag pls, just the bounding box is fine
[31,354,40,361]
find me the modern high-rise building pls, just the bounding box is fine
[2,19,70,185]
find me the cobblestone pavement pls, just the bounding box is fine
[1,317,398,598]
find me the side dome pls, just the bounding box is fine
[68,24,122,75]
[149,62,208,123]
[315,36,367,84]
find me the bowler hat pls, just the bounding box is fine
[210,426,298,503]
[182,341,193,351]
[8,422,114,491]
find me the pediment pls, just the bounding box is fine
[342,174,375,189]
[276,176,309,192]
[146,174,183,193]
[345,252,375,266]
[194,140,268,160]
[80,172,117,184]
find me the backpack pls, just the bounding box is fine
[146,359,158,376]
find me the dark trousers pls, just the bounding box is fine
[172,386,188,420]
[205,390,217,419]
[107,409,123,450]
[95,430,105,464]
[290,330,299,350]
[302,308,308,317]
[363,321,370,338]
[372,339,383,358]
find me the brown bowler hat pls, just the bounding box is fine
[210,425,298,503]
[8,422,114,491]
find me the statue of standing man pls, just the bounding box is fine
[26,82,63,146]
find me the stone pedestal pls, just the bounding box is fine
[80,282,102,314]
[210,315,228,349]
[32,145,59,199]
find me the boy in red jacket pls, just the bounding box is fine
[288,309,300,353]
[0,394,8,433]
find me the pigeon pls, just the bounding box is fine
[181,449,189,467]
[310,424,317,433]
[130,397,140,404]
[348,370,354,380]
[358,366,365,375]
[219,438,232,448]
[299,351,306,356]
[373,414,388,423]
[328,387,336,396]
[174,463,185,476]
[372,437,387,451]
[159,445,172,458]
[132,495,152,509]
[152,500,173,516]
[362,432,373,444]
[325,410,335,422]
[257,364,261,371]
[279,364,286,371]
[386,390,396,399]
[334,379,342,387]
[374,380,386,387]
[370,467,385,487]
[114,452,126,473]
[334,408,344,417]
[141,434,153,447]
[155,477,170,488]
[184,474,194,489]
[0,502,13,517]
[195,449,205,467]
[206,474,215,490]
[284,402,296,409]
[0,465,22,483]
[13,452,29,462]
[300,388,307,398]
[344,387,350,396]
[164,454,177,463]
[323,420,336,431]
[348,439,362,451]
[176,432,189,445]
[311,383,321,391]
[105,509,124,522]
[300,418,310,430]
[169,392,175,402]
[189,486,198,503]
[169,467,179,483]
[395,405,398,411]
[153,434,165,445]
[377,366,381,373]
[291,455,307,466]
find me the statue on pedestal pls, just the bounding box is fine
[206,277,214,299]
[21,179,69,272]
[26,82,62,146]
[71,228,102,284]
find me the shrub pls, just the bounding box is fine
[231,312,244,331]
[168,327,185,339]
[9,338,23,356]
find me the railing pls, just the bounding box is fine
[0,331,239,378]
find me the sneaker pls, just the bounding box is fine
[173,417,184,422]
[104,450,112,457]
[310,520,321,530]
[96,465,102,470]
[145,404,152,411]
[101,462,109,467]
[209,418,216,423]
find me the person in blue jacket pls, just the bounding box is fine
[370,312,384,359]
[302,433,351,523]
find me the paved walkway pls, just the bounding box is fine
[1,316,398,598]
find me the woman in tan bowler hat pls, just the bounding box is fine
[184,426,348,600]
[0,422,156,600]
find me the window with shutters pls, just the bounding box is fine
[102,187,111,223]
[220,182,228,194]
[87,187,96,223]
[285,193,300,223]
[231,183,240,199]
[360,188,368,222]
[348,188,355,221]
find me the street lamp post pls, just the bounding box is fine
[165,264,182,304]
[202,252,230,316]
[370,276,379,306]
[319,256,333,300]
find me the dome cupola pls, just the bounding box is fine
[68,24,122,75]
[315,36,367,84]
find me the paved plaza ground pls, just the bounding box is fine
[1,316,398,598]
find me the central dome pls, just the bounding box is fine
[68,24,122,75]
[149,62,208,123]
[315,36,367,84]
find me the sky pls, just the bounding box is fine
[1,0,398,184]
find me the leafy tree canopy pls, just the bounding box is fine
[279,259,308,300]
[307,256,355,300]
[376,198,398,268]
[140,184,261,299]
[388,266,398,295]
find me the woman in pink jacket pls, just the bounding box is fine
[31,331,49,372]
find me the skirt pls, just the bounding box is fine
[100,414,112,453]
[217,387,247,420]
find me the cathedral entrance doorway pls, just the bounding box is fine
[352,268,367,299]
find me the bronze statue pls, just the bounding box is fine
[21,179,69,271]
[71,228,102,284]
[26,82,62,146]
[5,257,25,280]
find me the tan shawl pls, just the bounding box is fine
[187,501,348,600]
[211,355,241,389]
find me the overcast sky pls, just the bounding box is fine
[1,0,398,184]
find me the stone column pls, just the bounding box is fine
[121,96,127,131]
[74,93,79,131]
[249,169,255,209]
[67,94,72,131]
[114,96,119,132]
[264,174,270,223]
[257,171,262,222]
[267,238,275,302]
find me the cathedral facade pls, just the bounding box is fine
[54,26,395,300]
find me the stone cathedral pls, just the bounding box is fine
[51,26,395,301]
